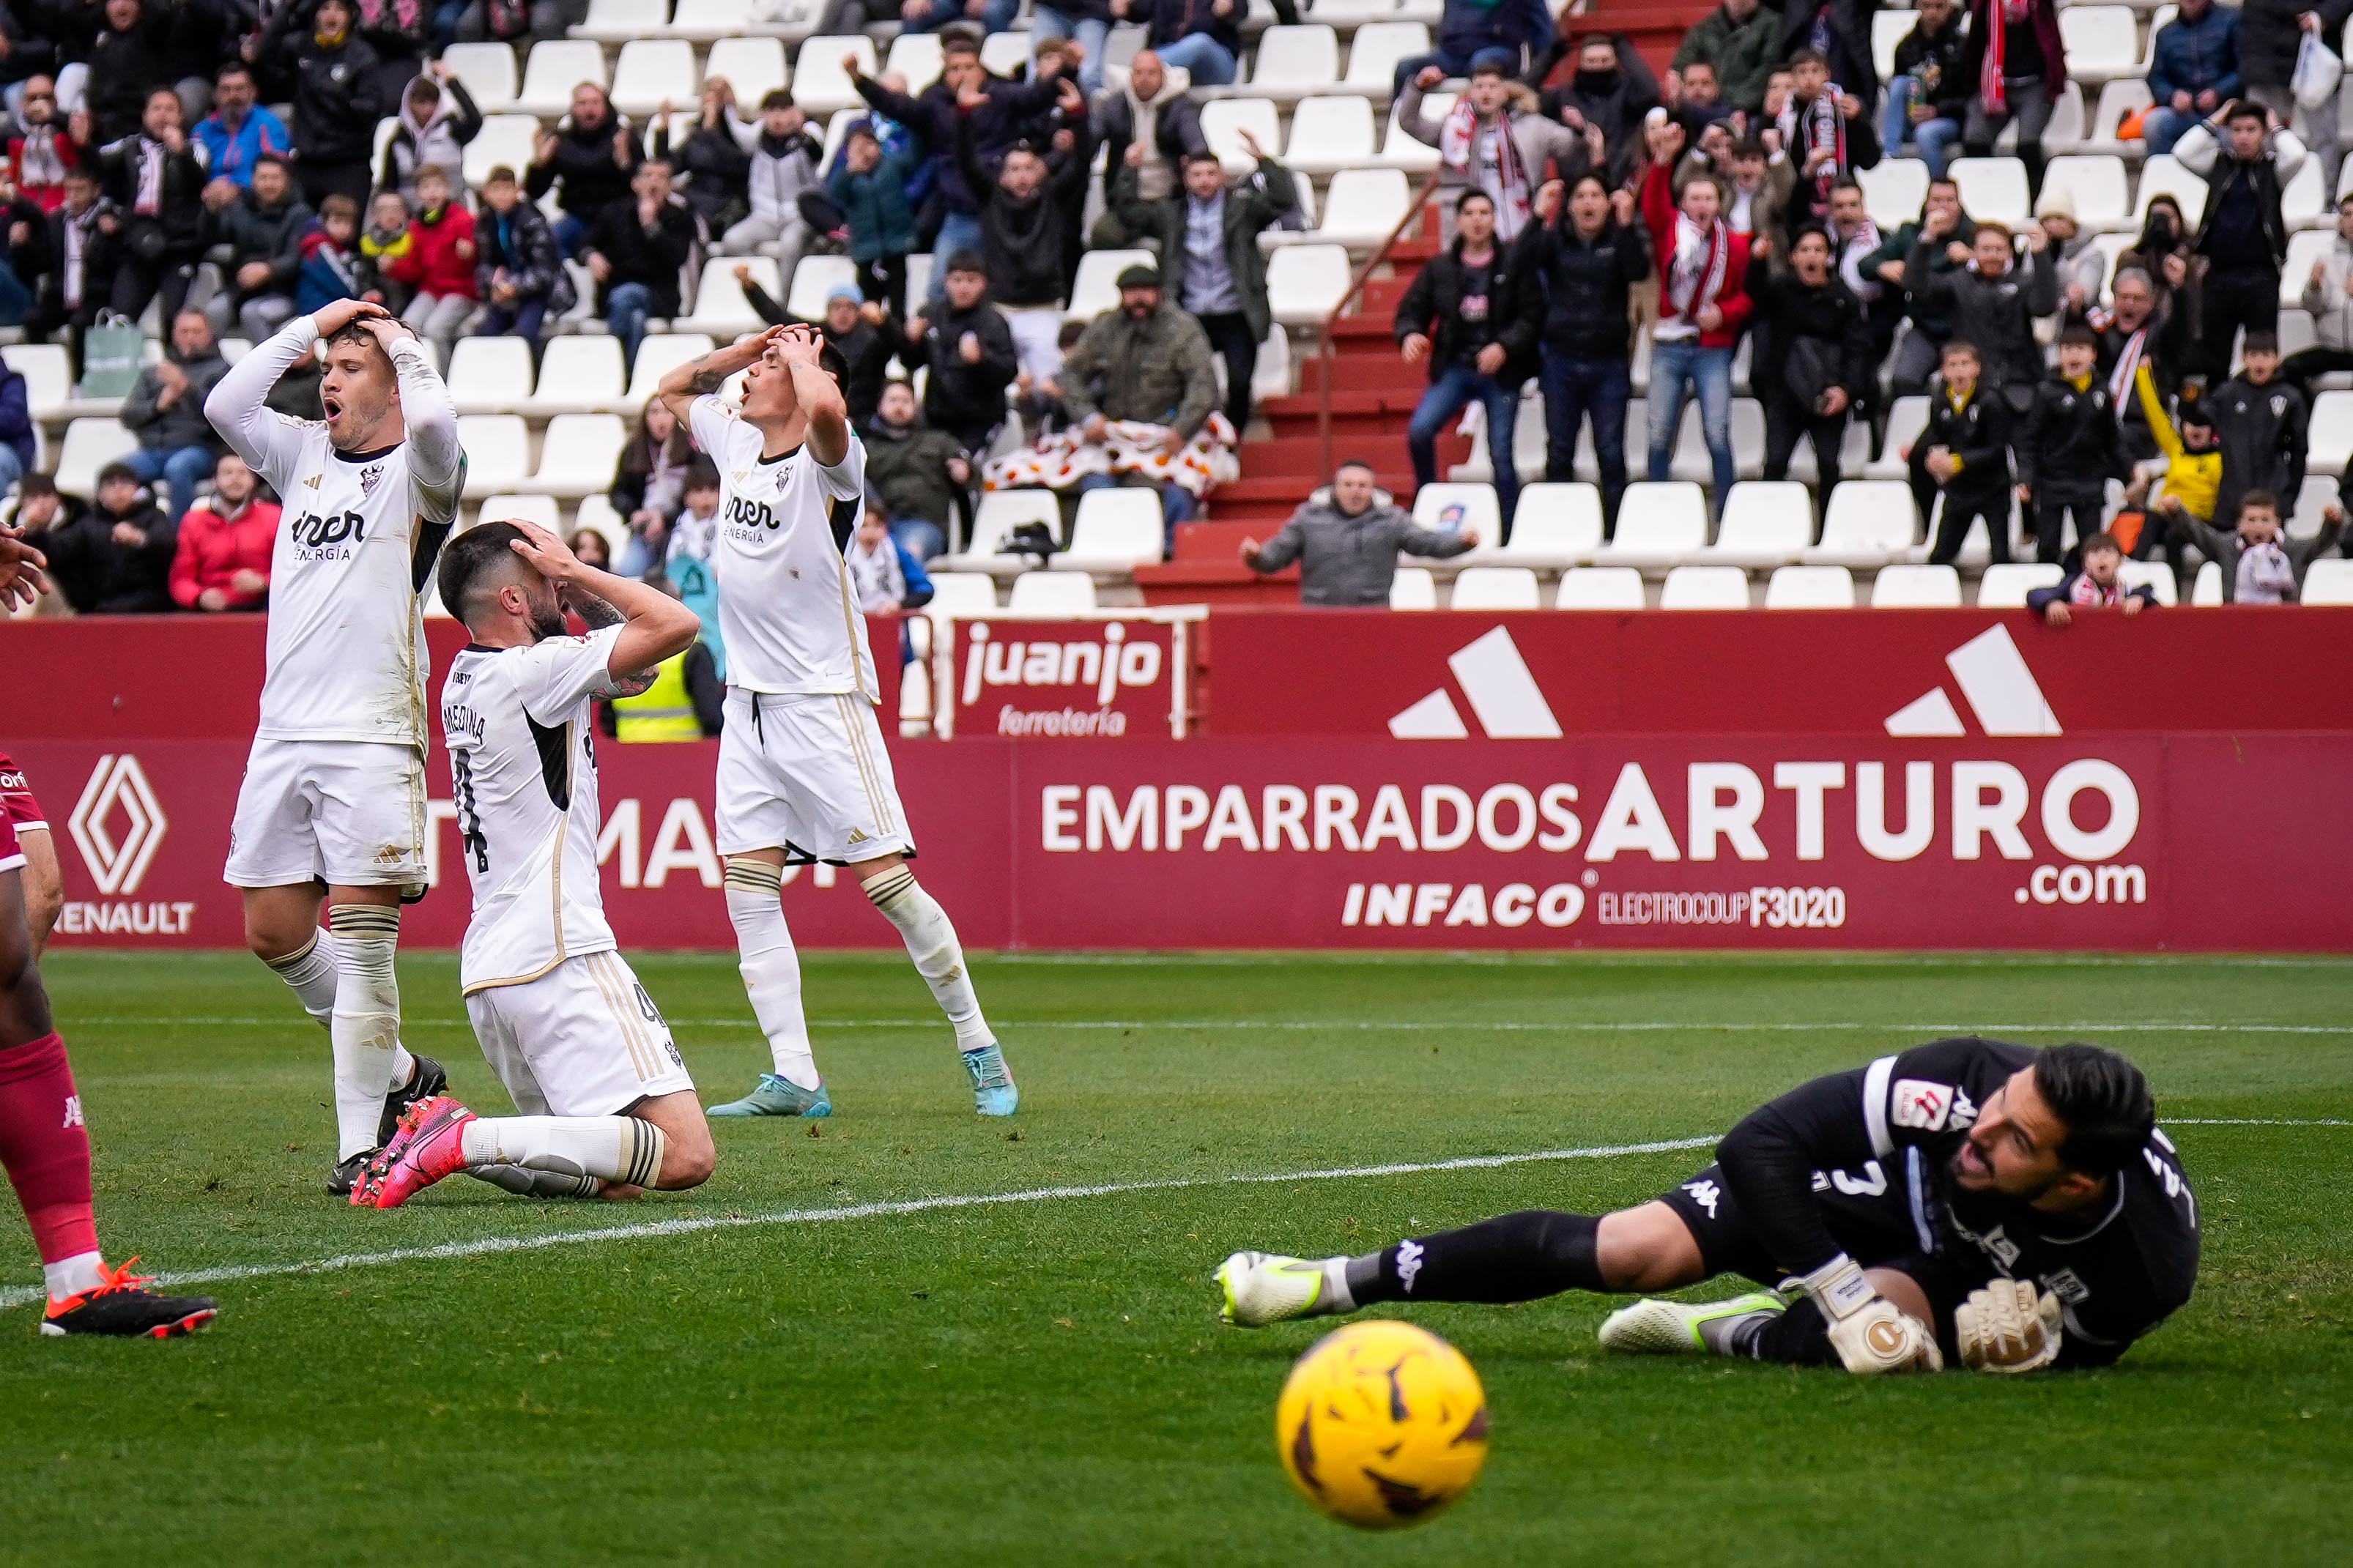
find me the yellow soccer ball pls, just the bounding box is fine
[1274,1319,1489,1529]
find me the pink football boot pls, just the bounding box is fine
[356,1096,477,1209]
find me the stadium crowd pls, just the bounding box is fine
[5,0,2353,633]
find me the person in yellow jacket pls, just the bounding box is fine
[2125,360,2223,543]
[607,576,723,741]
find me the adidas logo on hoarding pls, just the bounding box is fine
[1388,627,1563,740]
[1883,625,2061,737]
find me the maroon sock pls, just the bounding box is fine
[0,1033,99,1268]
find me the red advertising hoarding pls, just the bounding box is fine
[930,610,1201,740]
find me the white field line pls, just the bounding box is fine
[0,1136,1719,1312]
[68,1017,2353,1035]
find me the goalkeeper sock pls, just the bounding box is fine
[467,1164,607,1199]
[725,858,820,1090]
[862,865,993,1049]
[264,929,340,1029]
[327,904,404,1161]
[1734,1295,1833,1364]
[459,1116,667,1189]
[1345,1211,1605,1305]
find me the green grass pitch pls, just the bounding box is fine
[1,950,2349,1566]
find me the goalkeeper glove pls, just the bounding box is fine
[1798,1255,1943,1375]
[1955,1278,2064,1374]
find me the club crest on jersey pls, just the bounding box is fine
[1891,1078,1955,1132]
[358,464,385,498]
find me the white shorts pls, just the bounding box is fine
[715,691,915,864]
[464,949,695,1117]
[223,738,429,890]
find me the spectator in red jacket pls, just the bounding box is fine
[168,453,277,613]
[384,163,478,359]
[1639,114,1751,510]
[7,78,82,215]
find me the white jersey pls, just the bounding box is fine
[205,317,464,748]
[440,626,624,995]
[692,394,875,702]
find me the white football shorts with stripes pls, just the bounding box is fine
[464,948,695,1117]
[223,737,429,889]
[714,689,914,863]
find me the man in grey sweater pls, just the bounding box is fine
[119,308,230,524]
[1240,461,1476,605]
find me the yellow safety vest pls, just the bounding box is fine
[612,652,702,743]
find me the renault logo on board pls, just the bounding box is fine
[67,754,168,896]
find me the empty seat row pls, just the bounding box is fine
[1392,559,2222,611]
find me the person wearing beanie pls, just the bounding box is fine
[2031,184,2105,319]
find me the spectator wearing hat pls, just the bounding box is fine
[2033,185,2106,319]
[901,249,1021,456]
[864,379,972,560]
[42,461,176,614]
[826,119,918,313]
[168,453,277,613]
[473,164,572,346]
[379,63,483,208]
[1056,261,1221,539]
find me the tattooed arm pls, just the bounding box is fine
[656,324,791,432]
[563,585,663,696]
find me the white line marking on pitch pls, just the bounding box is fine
[68,1017,2353,1036]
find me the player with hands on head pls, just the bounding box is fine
[203,293,466,1197]
[656,323,1020,1121]
[354,519,714,1208]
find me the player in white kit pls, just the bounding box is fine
[352,520,716,1208]
[204,299,459,1196]
[653,323,1018,1120]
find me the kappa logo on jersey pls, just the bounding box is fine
[1948,1086,1979,1129]
[1891,1078,1956,1132]
[1681,1178,1722,1218]
[2041,1266,2091,1304]
[1395,1238,1426,1293]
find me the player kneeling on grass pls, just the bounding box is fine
[1220,1038,2198,1375]
[352,521,716,1208]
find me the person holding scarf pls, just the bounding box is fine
[2028,532,2161,623]
[2090,267,2188,464]
[1775,48,1878,240]
[1827,177,1898,389]
[1637,114,1752,512]
[1957,0,2067,200]
[1401,59,1585,245]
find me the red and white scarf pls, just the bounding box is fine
[2068,570,2127,607]
[1980,0,2036,114]
[1660,212,1732,338]
[1438,99,1533,238]
[1780,87,1848,204]
[2108,325,2147,422]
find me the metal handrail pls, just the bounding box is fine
[1316,168,1447,481]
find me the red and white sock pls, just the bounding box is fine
[0,1033,105,1300]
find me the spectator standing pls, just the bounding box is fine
[1745,226,1870,493]
[864,379,969,561]
[2015,324,2135,562]
[1917,339,2016,565]
[611,393,695,551]
[382,161,475,357]
[2206,330,2306,528]
[1138,0,1245,89]
[1107,126,1292,432]
[453,0,571,43]
[1689,135,1790,239]
[1826,177,1898,382]
[1090,52,1207,250]
[1056,263,1220,538]
[1776,0,1878,104]
[1869,177,1977,393]
[2177,105,2303,384]
[2143,0,2242,155]
[24,163,115,351]
[167,452,275,612]
[1398,61,1586,246]
[1903,218,2057,409]
[1670,0,1780,116]
[2164,488,2341,600]
[0,353,31,494]
[1395,188,1538,523]
[1666,60,1735,147]
[118,308,226,523]
[1638,118,1752,508]
[582,157,696,369]
[2283,193,2353,395]
[472,163,570,343]
[825,122,916,311]
[1776,48,1879,239]
[715,89,821,280]
[192,62,287,189]
[2239,0,2349,194]
[341,0,433,111]
[902,250,1020,453]
[1240,460,1477,604]
[199,151,311,342]
[1393,0,1549,94]
[1541,34,1659,190]
[7,76,81,213]
[656,76,753,239]
[526,83,640,257]
[278,0,386,207]
[294,192,380,316]
[956,80,1094,382]
[96,85,204,325]
[378,64,481,204]
[2028,531,2158,622]
[606,572,725,739]
[43,461,175,612]
[83,0,212,147]
[1957,0,2067,198]
[1883,0,1968,177]
[902,0,1016,37]
[1521,173,1647,527]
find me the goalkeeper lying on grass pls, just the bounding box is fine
[1220,1040,2198,1374]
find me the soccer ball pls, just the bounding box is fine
[1274,1319,1489,1529]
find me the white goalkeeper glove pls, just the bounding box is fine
[1798,1255,1943,1375]
[1955,1278,2064,1374]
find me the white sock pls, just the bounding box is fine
[725,858,820,1090]
[44,1249,105,1300]
[263,929,341,1029]
[862,866,992,1050]
[327,904,404,1160]
[459,1115,666,1189]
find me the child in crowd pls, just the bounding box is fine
[1916,339,2015,565]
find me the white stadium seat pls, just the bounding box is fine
[1856,157,1929,228]
[445,335,536,414]
[2283,154,2327,228]
[515,40,606,116]
[664,0,752,42]
[607,39,696,116]
[2282,230,2335,307]
[1201,97,1283,172]
[2134,155,2208,227]
[1555,566,1646,609]
[883,31,945,96]
[785,255,857,322]
[464,115,541,190]
[475,493,562,530]
[1763,565,1856,608]
[703,37,788,107]
[1593,482,1707,570]
[1500,483,1603,567]
[2190,559,2225,605]
[681,257,782,335]
[2301,558,2353,603]
[791,37,875,117]
[925,571,999,616]
[1067,248,1155,322]
[1952,157,2031,227]
[1870,564,1964,607]
[1061,488,1165,571]
[1866,397,1929,481]
[52,418,138,498]
[1411,481,1499,548]
[1807,480,1919,567]
[575,0,666,44]
[1283,94,1377,177]
[2041,155,2130,231]
[625,334,715,405]
[525,414,628,499]
[2,343,71,417]
[1389,566,1437,609]
[947,488,1061,570]
[978,31,1031,78]
[2083,79,2154,157]
[1668,398,1766,484]
[1701,481,1813,568]
[1345,22,1429,90]
[1870,8,1912,84]
[1976,562,2064,607]
[2308,390,2353,475]
[527,335,629,415]
[1311,166,1411,245]
[1658,565,1750,609]
[1267,244,1353,326]
[2120,560,2178,606]
[456,415,530,499]
[1009,571,1099,614]
[1249,26,1341,100]
[2059,7,2141,83]
[441,42,518,111]
[1380,91,1447,171]
[1448,565,1542,609]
